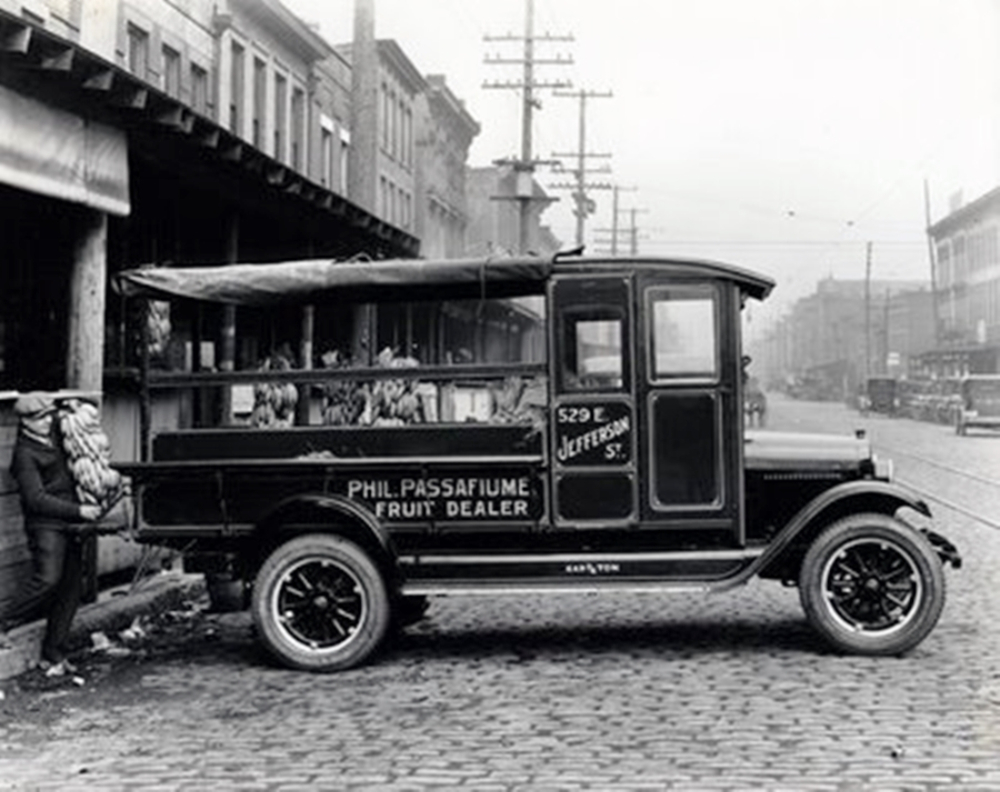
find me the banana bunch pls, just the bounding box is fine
[58,399,123,509]
[368,347,423,426]
[146,300,172,359]
[251,352,299,428]
[320,349,366,426]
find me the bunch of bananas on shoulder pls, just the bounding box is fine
[58,399,124,509]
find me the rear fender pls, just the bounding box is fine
[245,494,397,581]
[753,481,932,582]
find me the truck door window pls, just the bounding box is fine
[562,311,624,391]
[649,287,717,380]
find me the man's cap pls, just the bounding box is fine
[13,392,56,418]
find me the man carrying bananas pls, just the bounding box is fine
[0,392,102,675]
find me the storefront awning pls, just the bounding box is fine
[0,85,129,215]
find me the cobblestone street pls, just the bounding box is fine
[2,397,999,791]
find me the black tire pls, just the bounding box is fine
[799,513,945,656]
[251,534,390,672]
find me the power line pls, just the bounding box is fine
[482,0,573,254]
[548,88,613,246]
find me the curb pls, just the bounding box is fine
[0,571,205,682]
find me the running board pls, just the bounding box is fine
[400,579,722,596]
[397,548,764,596]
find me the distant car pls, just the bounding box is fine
[955,375,1000,435]
[866,377,897,415]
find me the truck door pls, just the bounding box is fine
[550,275,637,526]
[636,275,743,542]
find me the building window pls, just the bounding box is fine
[190,63,209,115]
[162,45,181,99]
[229,41,245,135]
[320,126,334,187]
[403,106,412,167]
[274,73,287,162]
[339,128,350,194]
[380,82,389,150]
[127,23,149,80]
[396,99,406,165]
[291,87,305,171]
[252,57,267,148]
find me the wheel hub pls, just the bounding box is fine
[824,537,921,634]
[275,558,365,652]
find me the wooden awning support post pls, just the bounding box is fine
[66,208,107,393]
[219,212,239,425]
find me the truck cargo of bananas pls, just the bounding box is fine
[319,347,424,426]
[251,351,299,428]
[58,398,124,510]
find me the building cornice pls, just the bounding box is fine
[928,185,1000,238]
[218,0,333,62]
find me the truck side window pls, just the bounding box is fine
[649,286,717,380]
[562,310,624,391]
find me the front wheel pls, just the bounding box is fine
[799,514,945,656]
[252,534,390,671]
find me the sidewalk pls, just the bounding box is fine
[0,571,204,681]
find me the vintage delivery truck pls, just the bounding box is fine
[113,253,960,671]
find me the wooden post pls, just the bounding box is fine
[66,208,108,392]
[219,213,239,424]
[66,207,107,604]
[297,304,314,425]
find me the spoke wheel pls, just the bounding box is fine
[252,534,389,671]
[800,514,945,656]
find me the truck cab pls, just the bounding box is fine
[114,253,960,671]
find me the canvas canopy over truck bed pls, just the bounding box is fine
[113,254,774,305]
[111,252,960,673]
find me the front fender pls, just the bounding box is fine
[750,480,932,583]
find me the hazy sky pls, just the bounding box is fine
[286,0,999,327]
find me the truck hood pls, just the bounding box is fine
[744,430,871,472]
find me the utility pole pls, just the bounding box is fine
[626,207,648,255]
[610,185,636,255]
[924,178,940,347]
[590,185,636,254]
[549,88,612,247]
[349,0,378,216]
[483,0,572,254]
[864,241,873,379]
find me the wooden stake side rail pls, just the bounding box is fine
[145,362,548,389]
[116,454,546,476]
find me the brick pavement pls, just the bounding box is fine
[1,398,998,791]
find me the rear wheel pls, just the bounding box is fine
[252,534,390,671]
[799,513,945,656]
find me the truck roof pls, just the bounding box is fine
[113,253,775,306]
